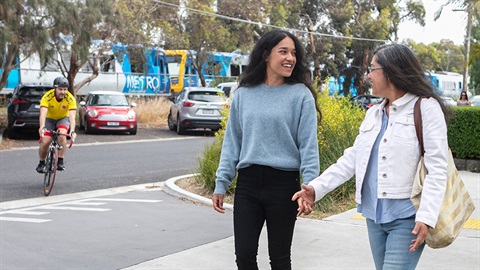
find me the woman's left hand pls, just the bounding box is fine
[410,222,429,252]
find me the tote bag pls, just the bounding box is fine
[410,97,475,249]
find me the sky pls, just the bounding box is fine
[397,0,468,45]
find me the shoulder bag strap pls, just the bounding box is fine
[413,97,425,156]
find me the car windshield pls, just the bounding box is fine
[188,91,225,102]
[91,94,129,106]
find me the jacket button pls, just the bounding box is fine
[383,138,387,143]
[382,156,386,161]
[382,192,387,196]
[393,107,397,112]
[382,173,387,178]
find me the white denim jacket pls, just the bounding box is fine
[309,93,448,227]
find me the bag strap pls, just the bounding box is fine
[413,97,425,156]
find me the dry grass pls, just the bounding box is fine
[130,97,171,128]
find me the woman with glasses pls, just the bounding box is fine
[293,43,449,269]
[457,90,471,106]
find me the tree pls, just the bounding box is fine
[42,0,118,95]
[0,0,49,92]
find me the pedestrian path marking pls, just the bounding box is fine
[351,214,480,230]
[0,197,162,223]
[0,217,51,223]
[464,218,480,230]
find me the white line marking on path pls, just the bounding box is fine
[0,217,51,223]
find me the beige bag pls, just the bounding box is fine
[410,97,475,249]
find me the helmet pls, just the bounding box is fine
[53,77,69,88]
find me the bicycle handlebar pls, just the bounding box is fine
[38,130,75,148]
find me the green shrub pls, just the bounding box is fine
[195,86,364,213]
[194,107,237,194]
[448,107,480,159]
[313,91,365,213]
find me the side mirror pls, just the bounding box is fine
[169,96,175,102]
[79,101,86,106]
[130,102,137,108]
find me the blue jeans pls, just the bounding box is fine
[366,216,425,270]
[233,164,300,270]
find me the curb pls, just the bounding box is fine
[163,173,234,210]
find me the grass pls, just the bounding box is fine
[129,96,171,128]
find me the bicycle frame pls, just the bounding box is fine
[40,130,73,196]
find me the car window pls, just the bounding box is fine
[111,95,129,106]
[188,91,225,102]
[17,87,50,98]
[371,97,384,104]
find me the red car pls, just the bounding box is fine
[79,91,137,135]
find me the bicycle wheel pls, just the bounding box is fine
[43,147,58,196]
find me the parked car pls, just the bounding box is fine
[440,96,457,106]
[470,95,480,106]
[6,83,53,138]
[79,91,137,135]
[167,87,227,135]
[217,82,238,98]
[350,94,384,110]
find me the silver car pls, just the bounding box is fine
[167,87,227,134]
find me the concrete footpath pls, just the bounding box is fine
[124,171,480,270]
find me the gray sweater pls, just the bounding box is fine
[214,83,320,195]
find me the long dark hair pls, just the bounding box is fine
[373,43,449,120]
[239,29,321,119]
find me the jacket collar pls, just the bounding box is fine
[371,93,417,117]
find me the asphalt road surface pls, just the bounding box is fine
[0,127,233,269]
[0,127,216,202]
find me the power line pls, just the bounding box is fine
[152,0,389,43]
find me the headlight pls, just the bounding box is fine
[127,110,136,119]
[87,110,98,118]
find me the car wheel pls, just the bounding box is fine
[176,116,185,135]
[84,118,92,134]
[129,125,137,135]
[167,112,176,131]
[6,127,17,139]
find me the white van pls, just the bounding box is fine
[217,82,238,98]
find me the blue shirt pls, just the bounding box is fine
[214,83,320,195]
[358,108,416,224]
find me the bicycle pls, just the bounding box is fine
[39,129,74,196]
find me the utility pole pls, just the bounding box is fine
[463,7,473,93]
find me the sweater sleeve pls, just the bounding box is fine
[297,94,320,184]
[214,91,242,195]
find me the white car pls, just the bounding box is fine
[440,96,457,106]
[470,95,480,106]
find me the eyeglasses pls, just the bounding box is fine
[368,66,383,73]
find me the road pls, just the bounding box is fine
[0,127,234,269]
[0,127,215,202]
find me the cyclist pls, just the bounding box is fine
[36,77,77,173]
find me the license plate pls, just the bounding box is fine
[203,109,214,114]
[107,122,119,126]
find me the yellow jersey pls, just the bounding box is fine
[40,89,77,120]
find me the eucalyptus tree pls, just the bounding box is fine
[0,0,49,91]
[41,0,118,95]
[301,0,426,95]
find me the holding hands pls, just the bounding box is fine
[292,184,316,216]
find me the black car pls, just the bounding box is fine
[350,94,384,110]
[7,83,53,138]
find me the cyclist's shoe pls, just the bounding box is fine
[57,161,65,171]
[36,163,46,173]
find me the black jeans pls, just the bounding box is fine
[234,164,300,270]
